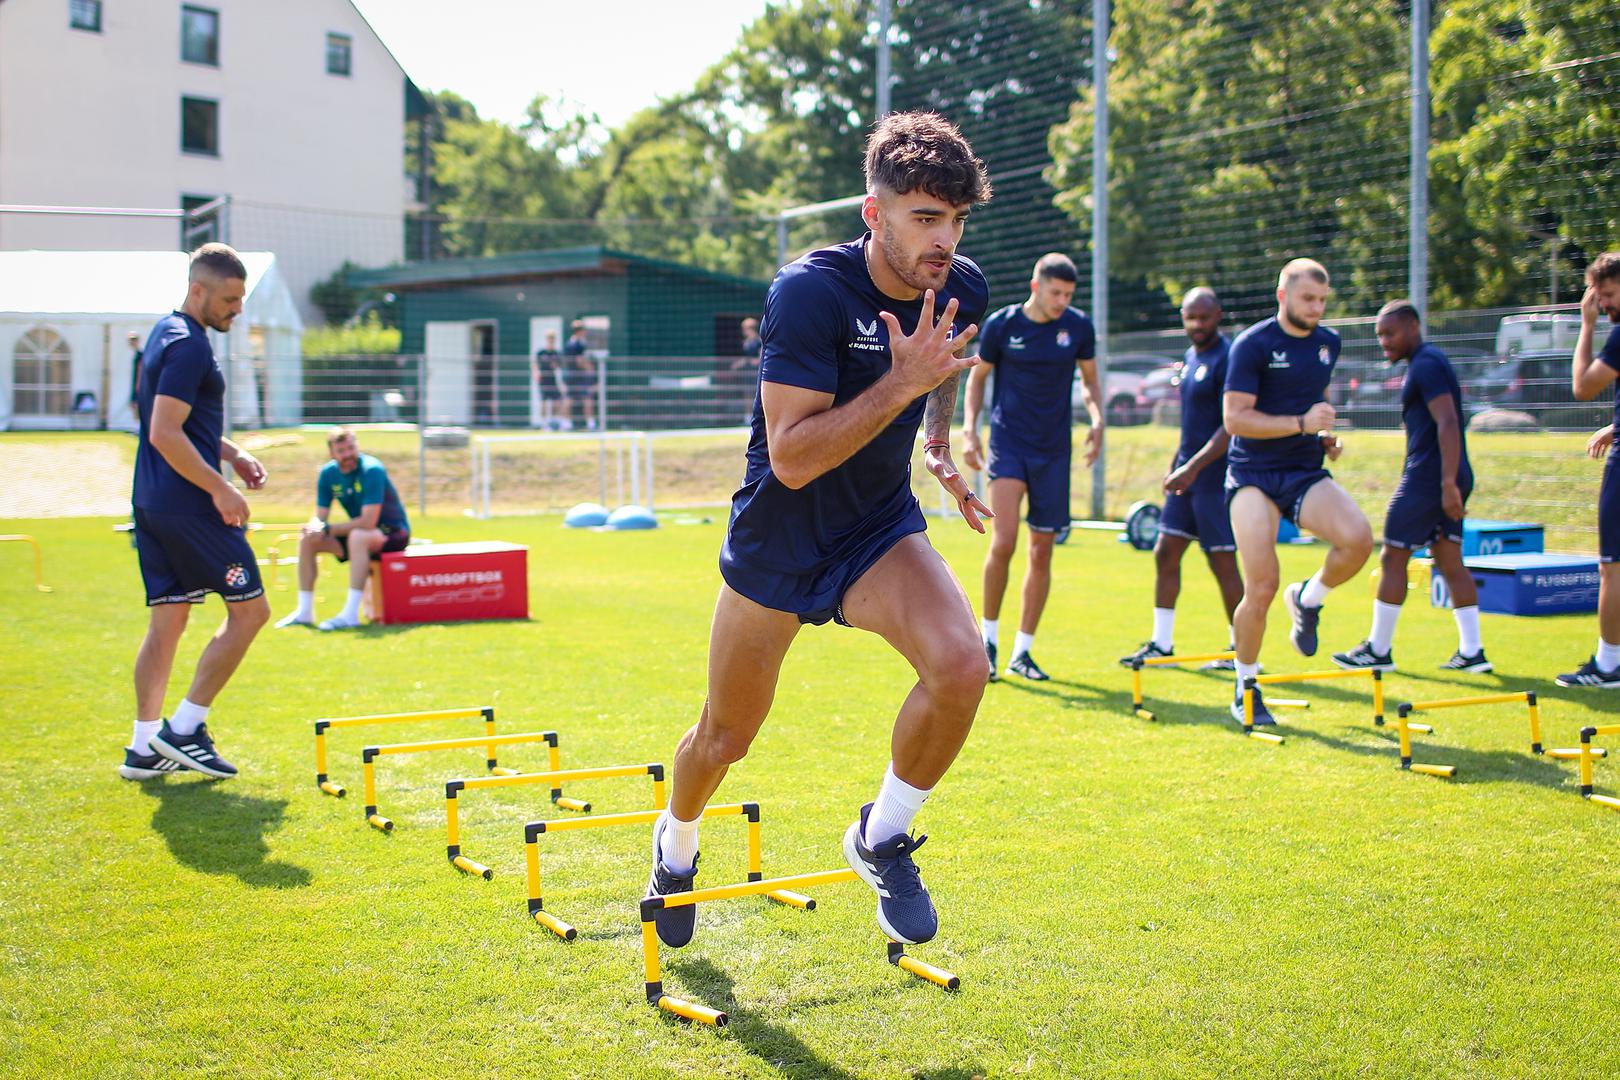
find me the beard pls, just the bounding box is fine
[1283,299,1320,331]
[878,230,950,293]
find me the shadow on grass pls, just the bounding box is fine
[993,676,1115,710]
[142,781,311,888]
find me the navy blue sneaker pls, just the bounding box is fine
[646,813,698,948]
[149,721,237,779]
[985,640,998,683]
[1231,681,1276,726]
[1006,651,1050,681]
[1556,657,1620,689]
[118,745,184,781]
[1284,581,1322,657]
[844,802,938,945]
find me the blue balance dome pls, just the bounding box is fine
[607,504,658,530]
[564,502,611,528]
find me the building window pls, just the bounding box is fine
[181,6,219,65]
[69,0,101,32]
[326,33,352,76]
[180,194,219,248]
[181,97,219,156]
[12,328,74,417]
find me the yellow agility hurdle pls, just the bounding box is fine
[1573,726,1620,811]
[1128,651,1236,721]
[0,534,50,592]
[525,802,813,940]
[639,868,958,1027]
[444,763,667,878]
[1392,691,1543,778]
[1238,669,1384,744]
[361,731,571,832]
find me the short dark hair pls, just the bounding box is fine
[1377,299,1422,326]
[1587,252,1620,287]
[864,111,991,207]
[1033,252,1077,283]
[189,242,246,282]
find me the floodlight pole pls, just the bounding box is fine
[1409,0,1430,325]
[876,0,892,119]
[1090,0,1110,520]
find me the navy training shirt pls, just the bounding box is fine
[724,235,989,575]
[317,453,410,534]
[1596,325,1620,445]
[1174,334,1230,491]
[132,311,226,515]
[1400,342,1472,485]
[1224,316,1341,472]
[978,303,1095,457]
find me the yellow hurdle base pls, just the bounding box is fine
[319,780,346,798]
[1407,763,1457,778]
[490,766,522,777]
[553,796,591,812]
[658,995,729,1026]
[1548,747,1608,761]
[452,854,492,879]
[767,890,815,910]
[1247,729,1285,744]
[367,813,394,831]
[1269,698,1310,709]
[890,943,960,990]
[1586,793,1620,812]
[533,909,578,940]
[1134,707,1157,722]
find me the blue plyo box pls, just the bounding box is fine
[1430,553,1599,615]
[1413,519,1544,559]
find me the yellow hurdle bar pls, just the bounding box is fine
[445,764,665,877]
[314,705,509,798]
[1241,682,1286,744]
[1400,690,1542,754]
[1394,704,1455,778]
[889,941,960,990]
[1129,651,1236,721]
[360,730,562,829]
[1255,668,1386,727]
[1577,726,1620,799]
[0,534,51,592]
[649,867,858,909]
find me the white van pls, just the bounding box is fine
[1495,312,1610,356]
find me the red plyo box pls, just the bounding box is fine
[374,542,529,624]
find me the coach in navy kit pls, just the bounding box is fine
[962,252,1101,682]
[121,244,271,782]
[1222,259,1374,725]
[646,112,994,953]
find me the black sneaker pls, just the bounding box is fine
[1006,651,1049,681]
[1231,681,1276,726]
[149,721,237,779]
[1120,641,1173,668]
[1555,657,1620,689]
[118,746,184,781]
[1439,649,1493,673]
[646,813,698,948]
[1333,640,1395,672]
[843,802,937,945]
[1284,581,1322,657]
[985,640,999,683]
[1202,647,1237,672]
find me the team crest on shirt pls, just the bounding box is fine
[1318,345,1332,365]
[223,563,248,589]
[1194,364,1208,381]
[1057,330,1072,347]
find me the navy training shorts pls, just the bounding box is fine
[987,445,1071,533]
[332,526,411,563]
[134,506,264,605]
[719,514,925,627]
[1159,482,1236,553]
[1225,466,1332,525]
[1383,471,1470,551]
[1602,456,1620,564]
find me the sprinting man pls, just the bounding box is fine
[962,252,1101,681]
[122,243,270,782]
[1332,300,1487,673]
[1560,252,1620,688]
[1120,287,1244,671]
[274,426,411,631]
[647,111,993,952]
[1223,258,1374,725]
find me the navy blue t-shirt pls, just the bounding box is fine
[1596,325,1620,445]
[725,235,989,574]
[978,303,1095,457]
[1175,334,1230,491]
[1400,342,1472,485]
[1224,316,1341,472]
[132,311,225,515]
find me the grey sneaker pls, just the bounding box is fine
[1284,581,1322,657]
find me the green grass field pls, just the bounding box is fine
[4,497,1620,1077]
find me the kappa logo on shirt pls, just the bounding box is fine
[1269,350,1290,369]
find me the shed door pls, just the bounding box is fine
[423,321,471,425]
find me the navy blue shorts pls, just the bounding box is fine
[1226,467,1332,524]
[1602,457,1620,564]
[720,516,924,627]
[1383,472,1470,551]
[331,526,411,563]
[987,446,1071,532]
[134,507,264,605]
[1160,483,1236,552]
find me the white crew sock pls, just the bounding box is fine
[865,763,932,847]
[131,719,162,753]
[339,587,365,622]
[658,810,701,874]
[1152,607,1176,651]
[294,590,314,620]
[168,698,209,736]
[1227,624,1236,648]
[1299,570,1332,608]
[1598,638,1620,672]
[1453,605,1482,655]
[1370,600,1402,655]
[1013,631,1035,658]
[981,617,999,646]
[1235,660,1260,691]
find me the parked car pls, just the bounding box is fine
[1465,349,1613,429]
[1072,352,1180,426]
[1342,347,1489,429]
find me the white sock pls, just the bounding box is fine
[131,719,162,753]
[1013,631,1035,658]
[1453,605,1482,655]
[1300,570,1332,608]
[1598,638,1620,672]
[1227,624,1236,648]
[659,810,701,874]
[865,763,931,847]
[168,698,209,736]
[1370,600,1402,655]
[1152,607,1175,651]
[1235,660,1260,689]
[295,590,314,620]
[981,617,999,646]
[339,587,365,622]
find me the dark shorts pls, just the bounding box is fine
[134,506,264,605]
[1226,466,1332,525]
[1383,472,1470,551]
[537,377,562,402]
[331,526,411,563]
[1602,457,1620,564]
[565,370,596,400]
[1160,482,1236,552]
[987,445,1071,532]
[720,514,925,627]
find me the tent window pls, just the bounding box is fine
[13,328,73,416]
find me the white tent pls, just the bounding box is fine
[0,250,303,431]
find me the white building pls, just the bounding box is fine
[0,0,420,325]
[0,249,303,430]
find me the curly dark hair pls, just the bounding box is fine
[864,111,992,206]
[1586,251,1620,287]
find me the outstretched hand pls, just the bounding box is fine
[880,290,979,398]
[925,446,993,533]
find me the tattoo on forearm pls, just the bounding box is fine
[925,374,959,443]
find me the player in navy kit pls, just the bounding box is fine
[1332,301,1488,673]
[121,244,271,782]
[647,112,994,951]
[1560,252,1620,688]
[1120,288,1244,671]
[962,252,1101,681]
[1223,259,1374,724]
